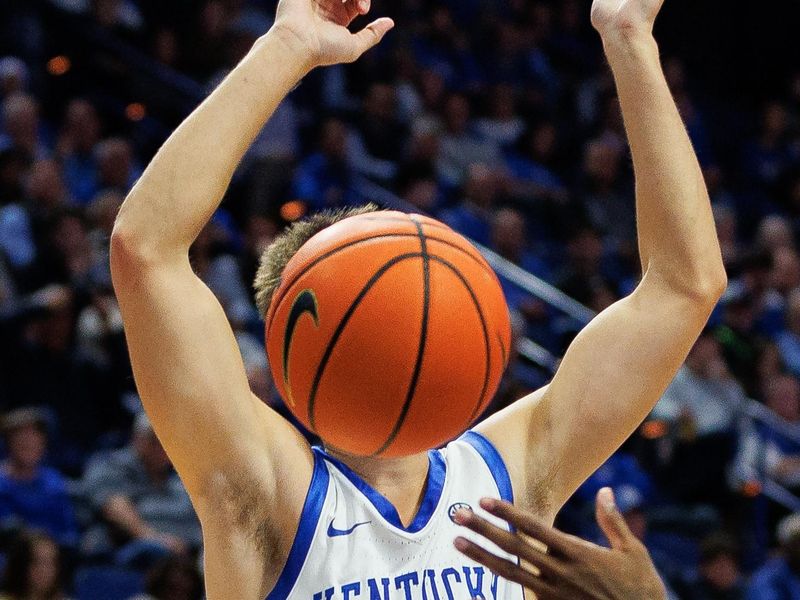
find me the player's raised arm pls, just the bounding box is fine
[110,0,392,503]
[477,0,727,514]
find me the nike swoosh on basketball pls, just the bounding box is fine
[327,520,371,538]
[282,289,319,406]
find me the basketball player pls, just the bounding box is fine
[454,488,667,599]
[109,0,725,597]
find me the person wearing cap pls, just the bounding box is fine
[0,407,78,547]
[80,412,200,565]
[747,513,800,599]
[453,488,668,599]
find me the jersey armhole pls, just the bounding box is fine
[265,449,330,600]
[458,430,514,503]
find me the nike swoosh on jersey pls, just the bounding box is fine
[327,520,371,538]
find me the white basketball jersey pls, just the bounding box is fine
[266,431,525,600]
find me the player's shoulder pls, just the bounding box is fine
[470,386,557,516]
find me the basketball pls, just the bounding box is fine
[265,210,511,457]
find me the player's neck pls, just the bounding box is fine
[325,447,430,528]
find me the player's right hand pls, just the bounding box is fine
[272,0,394,69]
[590,0,665,39]
[453,489,667,600]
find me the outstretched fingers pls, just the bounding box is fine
[454,535,537,587]
[453,506,562,577]
[478,498,589,559]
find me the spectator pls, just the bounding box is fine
[0,93,48,161]
[762,374,800,491]
[80,413,201,565]
[351,82,406,172]
[769,247,800,297]
[2,284,126,471]
[744,102,794,190]
[0,530,71,600]
[776,290,800,378]
[714,292,764,396]
[756,214,795,255]
[436,94,503,187]
[57,99,102,204]
[579,137,635,247]
[291,118,359,210]
[489,207,553,327]
[439,163,504,246]
[747,514,800,599]
[506,120,567,203]
[0,57,28,98]
[475,84,525,149]
[680,533,745,600]
[651,331,746,504]
[128,555,203,600]
[0,408,78,547]
[94,138,139,196]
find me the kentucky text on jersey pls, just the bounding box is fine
[312,567,503,600]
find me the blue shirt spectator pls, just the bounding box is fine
[291,119,360,210]
[747,559,800,599]
[747,515,800,600]
[0,408,78,547]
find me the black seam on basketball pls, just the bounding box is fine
[371,217,431,456]
[267,232,493,340]
[497,332,508,368]
[428,255,492,423]
[425,237,494,277]
[307,252,424,433]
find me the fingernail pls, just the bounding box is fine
[599,487,616,514]
[454,536,469,550]
[453,509,470,524]
[480,497,497,510]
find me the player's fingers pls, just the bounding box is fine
[348,17,394,60]
[454,536,542,589]
[456,537,569,599]
[479,498,582,559]
[453,508,562,575]
[594,487,632,551]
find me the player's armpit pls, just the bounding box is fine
[110,241,313,516]
[476,274,721,515]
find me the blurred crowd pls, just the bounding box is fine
[1,0,800,597]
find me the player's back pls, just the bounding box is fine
[268,431,525,600]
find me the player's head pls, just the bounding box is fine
[253,204,379,318]
[257,206,510,458]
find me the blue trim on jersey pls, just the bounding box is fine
[459,431,514,503]
[266,449,330,600]
[316,448,446,534]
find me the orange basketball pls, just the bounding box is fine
[265,211,511,457]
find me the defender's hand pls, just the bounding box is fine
[273,0,393,69]
[453,489,667,600]
[590,0,665,38]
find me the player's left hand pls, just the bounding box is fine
[453,488,667,600]
[273,0,394,69]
